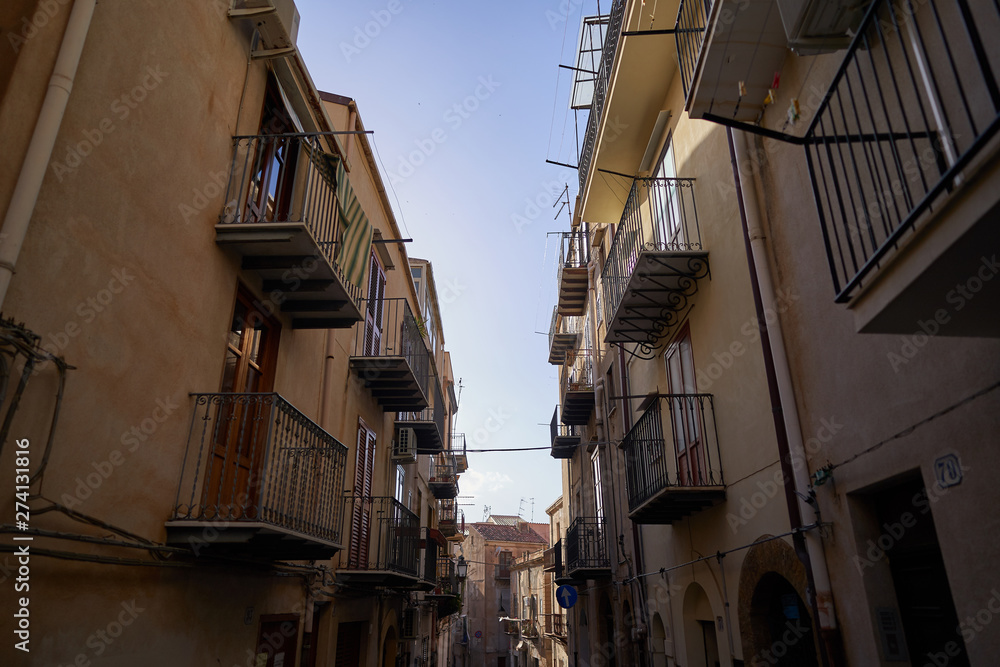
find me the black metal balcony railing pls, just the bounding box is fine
[396,374,445,452]
[452,432,468,473]
[170,393,348,550]
[543,539,562,573]
[804,0,1000,303]
[565,516,610,577]
[563,348,594,394]
[602,177,702,319]
[438,498,463,537]
[579,0,628,190]
[436,556,457,594]
[676,0,713,100]
[623,394,725,522]
[550,406,582,459]
[548,307,582,365]
[351,297,431,410]
[343,496,419,576]
[430,452,459,500]
[220,133,362,305]
[558,228,590,269]
[544,614,567,637]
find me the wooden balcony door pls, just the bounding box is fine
[348,420,377,568]
[204,288,280,518]
[247,79,298,223]
[363,251,386,356]
[666,324,704,486]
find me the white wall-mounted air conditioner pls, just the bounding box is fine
[776,0,870,55]
[233,0,300,50]
[393,427,417,463]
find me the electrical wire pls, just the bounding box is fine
[817,378,1000,479]
[370,134,412,240]
[622,523,821,584]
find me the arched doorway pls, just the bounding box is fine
[748,573,818,666]
[682,583,720,667]
[738,536,820,666]
[650,612,667,667]
[381,625,397,667]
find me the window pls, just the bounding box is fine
[653,135,684,247]
[246,78,298,224]
[395,465,405,505]
[348,419,376,568]
[665,324,704,485]
[206,287,281,516]
[591,449,604,521]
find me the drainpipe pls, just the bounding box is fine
[0,0,98,308]
[726,128,840,665]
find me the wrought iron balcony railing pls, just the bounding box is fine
[218,134,363,315]
[565,516,610,578]
[342,496,420,577]
[350,297,431,411]
[804,0,1000,303]
[438,498,465,538]
[548,307,582,365]
[435,556,457,595]
[602,177,707,349]
[168,393,348,557]
[623,394,725,523]
[429,452,459,500]
[579,0,628,190]
[676,0,713,101]
[556,229,591,317]
[396,374,445,453]
[550,406,582,459]
[452,432,468,473]
[544,613,567,637]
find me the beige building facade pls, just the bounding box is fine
[0,1,465,665]
[546,0,1000,666]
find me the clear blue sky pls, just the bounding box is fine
[296,1,598,523]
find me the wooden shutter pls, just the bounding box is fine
[348,422,376,568]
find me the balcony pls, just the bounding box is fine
[166,393,347,559]
[520,619,540,639]
[602,177,708,351]
[550,406,582,459]
[623,394,725,524]
[429,452,459,500]
[438,498,465,540]
[556,230,590,317]
[803,0,1000,335]
[427,556,458,599]
[395,375,445,454]
[548,308,582,365]
[543,539,574,586]
[575,0,684,225]
[350,298,431,411]
[216,134,363,329]
[494,560,512,580]
[560,348,595,425]
[452,432,468,473]
[565,516,611,580]
[336,496,421,589]
[544,614,568,638]
[416,527,445,592]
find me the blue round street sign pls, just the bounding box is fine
[556,585,578,609]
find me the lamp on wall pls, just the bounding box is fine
[456,555,468,580]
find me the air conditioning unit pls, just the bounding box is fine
[232,0,300,50]
[393,428,417,463]
[775,0,870,55]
